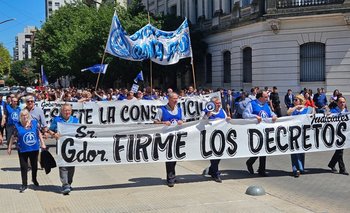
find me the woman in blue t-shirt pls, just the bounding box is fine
[287,94,315,177]
[7,109,46,193]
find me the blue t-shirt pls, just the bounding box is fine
[15,120,40,153]
[203,108,226,120]
[6,105,21,125]
[50,115,79,133]
[160,106,182,123]
[330,107,348,114]
[291,107,312,116]
[251,99,272,118]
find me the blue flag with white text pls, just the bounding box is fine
[105,11,193,65]
[81,64,108,74]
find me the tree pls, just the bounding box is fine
[10,59,37,86]
[33,1,157,88]
[0,43,11,77]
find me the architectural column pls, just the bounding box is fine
[204,0,209,19]
[197,0,203,17]
[221,0,230,14]
[188,0,195,23]
[176,0,181,17]
[213,0,221,16]
[164,0,168,15]
[266,0,277,14]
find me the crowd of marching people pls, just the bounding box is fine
[0,85,348,191]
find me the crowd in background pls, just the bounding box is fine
[0,85,347,119]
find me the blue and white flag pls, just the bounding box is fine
[41,65,49,86]
[81,64,108,74]
[105,11,193,65]
[133,71,144,83]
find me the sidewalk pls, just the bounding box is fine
[0,142,316,213]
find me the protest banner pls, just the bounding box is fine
[56,113,350,166]
[38,92,220,126]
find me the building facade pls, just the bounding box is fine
[13,26,36,61]
[142,0,350,96]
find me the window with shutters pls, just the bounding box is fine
[300,42,325,82]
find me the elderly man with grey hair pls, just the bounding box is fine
[25,95,48,136]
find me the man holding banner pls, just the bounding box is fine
[202,96,231,183]
[49,104,79,195]
[243,90,277,177]
[154,92,184,187]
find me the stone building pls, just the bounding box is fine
[143,0,350,96]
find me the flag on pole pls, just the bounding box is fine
[105,11,193,65]
[133,71,144,83]
[41,65,49,86]
[81,64,108,74]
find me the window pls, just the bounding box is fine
[206,53,212,83]
[169,5,177,15]
[300,42,325,82]
[55,2,60,7]
[243,47,252,83]
[223,51,231,83]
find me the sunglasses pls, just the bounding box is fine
[26,100,34,103]
[293,99,299,101]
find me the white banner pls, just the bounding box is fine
[57,113,350,166]
[38,92,219,126]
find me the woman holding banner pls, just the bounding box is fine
[287,94,315,177]
[202,96,231,183]
[7,109,46,193]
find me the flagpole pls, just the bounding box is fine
[191,59,197,91]
[148,12,153,95]
[95,52,107,91]
[95,10,115,91]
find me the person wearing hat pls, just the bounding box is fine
[287,94,315,177]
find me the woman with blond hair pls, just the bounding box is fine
[287,94,315,177]
[7,109,46,192]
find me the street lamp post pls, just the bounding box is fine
[0,18,15,25]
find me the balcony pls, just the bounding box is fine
[277,0,344,8]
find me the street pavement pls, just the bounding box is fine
[0,139,349,213]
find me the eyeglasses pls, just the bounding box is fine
[293,99,299,101]
[26,100,34,103]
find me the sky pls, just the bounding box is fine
[0,0,45,57]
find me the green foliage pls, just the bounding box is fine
[33,1,207,89]
[5,76,18,86]
[0,43,11,76]
[10,59,37,85]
